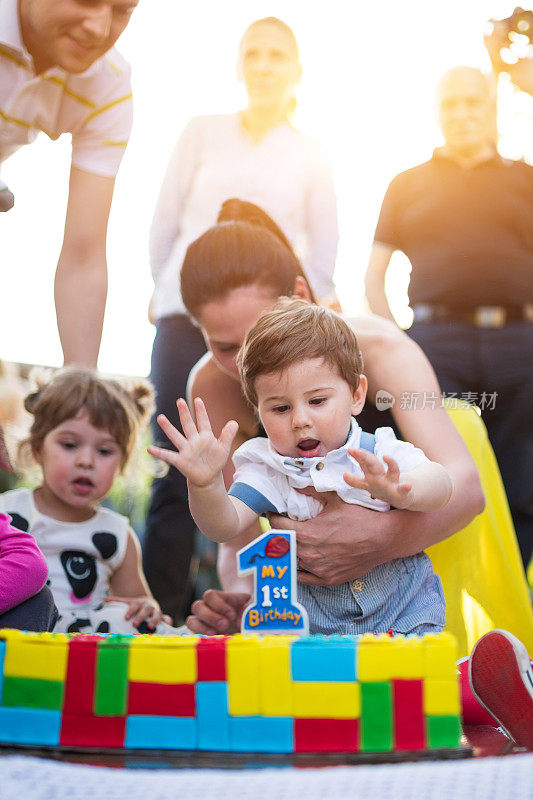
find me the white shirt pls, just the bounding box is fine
[0,0,132,177]
[0,488,129,614]
[149,113,339,319]
[230,419,428,521]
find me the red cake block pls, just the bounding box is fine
[59,713,126,748]
[196,637,227,682]
[63,636,105,715]
[294,718,359,753]
[127,682,196,716]
[393,679,426,751]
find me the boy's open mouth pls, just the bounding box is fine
[296,438,321,457]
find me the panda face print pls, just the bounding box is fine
[60,550,97,601]
[59,531,119,603]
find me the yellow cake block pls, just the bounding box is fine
[293,682,361,718]
[2,631,69,681]
[385,635,424,679]
[128,635,198,684]
[423,633,458,679]
[357,633,398,681]
[423,678,461,716]
[259,636,295,716]
[227,635,261,715]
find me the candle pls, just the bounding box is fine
[237,528,309,635]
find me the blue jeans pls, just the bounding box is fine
[409,319,533,570]
[143,314,207,621]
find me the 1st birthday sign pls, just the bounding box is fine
[237,529,309,635]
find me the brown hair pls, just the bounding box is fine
[20,367,155,470]
[181,199,315,320]
[237,297,363,406]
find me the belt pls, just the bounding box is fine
[412,303,533,328]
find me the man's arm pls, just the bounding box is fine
[364,242,396,321]
[54,166,115,367]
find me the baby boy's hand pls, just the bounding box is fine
[344,448,415,509]
[147,397,238,488]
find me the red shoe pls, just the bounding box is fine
[469,629,533,750]
[0,423,13,472]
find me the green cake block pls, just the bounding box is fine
[94,643,129,716]
[427,715,462,748]
[1,675,64,710]
[360,681,393,751]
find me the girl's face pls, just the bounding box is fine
[33,409,123,522]
[196,285,280,378]
[238,21,301,113]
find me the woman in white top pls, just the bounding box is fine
[143,17,339,622]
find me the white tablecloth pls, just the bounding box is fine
[0,753,532,800]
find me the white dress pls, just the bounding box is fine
[0,489,178,635]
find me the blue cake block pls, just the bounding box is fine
[125,715,196,750]
[291,636,357,682]
[229,716,294,753]
[0,707,61,745]
[196,681,230,751]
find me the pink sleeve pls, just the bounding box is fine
[0,512,49,614]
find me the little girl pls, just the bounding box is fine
[0,367,174,635]
[150,298,452,635]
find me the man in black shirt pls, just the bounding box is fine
[365,66,533,571]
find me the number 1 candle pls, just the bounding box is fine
[237,529,309,635]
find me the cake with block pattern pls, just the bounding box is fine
[0,629,462,753]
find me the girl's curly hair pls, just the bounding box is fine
[20,367,155,470]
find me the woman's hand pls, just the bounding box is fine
[344,448,414,509]
[269,488,397,585]
[106,595,172,629]
[185,589,251,635]
[148,397,238,488]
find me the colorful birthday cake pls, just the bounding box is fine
[0,629,462,753]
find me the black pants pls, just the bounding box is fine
[0,586,58,631]
[143,314,207,622]
[409,319,533,571]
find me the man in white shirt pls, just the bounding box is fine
[0,0,138,367]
